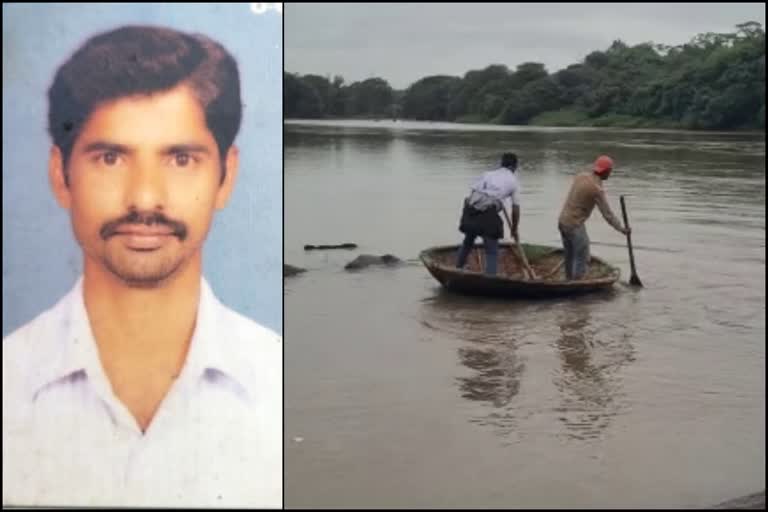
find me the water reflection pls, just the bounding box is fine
[456,329,525,408]
[419,290,529,437]
[552,300,636,441]
[419,290,637,443]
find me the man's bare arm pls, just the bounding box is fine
[596,190,626,233]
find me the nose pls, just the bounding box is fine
[124,158,167,211]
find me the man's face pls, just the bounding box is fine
[50,84,237,287]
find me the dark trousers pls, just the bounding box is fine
[456,234,499,275]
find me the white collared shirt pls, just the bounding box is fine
[467,166,522,210]
[2,277,282,508]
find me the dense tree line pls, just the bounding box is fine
[285,22,765,130]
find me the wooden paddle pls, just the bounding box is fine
[501,205,537,280]
[619,195,643,287]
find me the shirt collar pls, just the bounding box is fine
[30,276,256,402]
[183,278,257,401]
[29,276,99,398]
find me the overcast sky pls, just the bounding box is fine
[285,3,766,89]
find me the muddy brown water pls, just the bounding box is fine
[285,120,765,509]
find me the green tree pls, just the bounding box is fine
[448,65,510,120]
[344,77,394,117]
[287,22,765,131]
[402,75,462,120]
[284,72,324,118]
[499,76,563,124]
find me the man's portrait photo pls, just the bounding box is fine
[2,4,282,507]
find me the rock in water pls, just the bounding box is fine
[344,254,402,270]
[304,243,358,251]
[284,264,306,277]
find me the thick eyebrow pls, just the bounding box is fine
[79,142,212,157]
[161,144,211,156]
[81,141,133,155]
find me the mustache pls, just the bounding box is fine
[100,211,188,241]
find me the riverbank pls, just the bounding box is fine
[528,108,684,129]
[285,114,764,132]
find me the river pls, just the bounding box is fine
[284,120,765,508]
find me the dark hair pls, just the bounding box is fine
[501,152,518,171]
[48,25,242,183]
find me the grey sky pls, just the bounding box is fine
[285,3,766,89]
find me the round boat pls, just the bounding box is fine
[419,243,620,298]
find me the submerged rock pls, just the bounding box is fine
[304,243,358,250]
[344,254,402,270]
[283,264,306,277]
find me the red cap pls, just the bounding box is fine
[593,155,614,175]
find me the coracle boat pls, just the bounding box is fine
[419,242,620,298]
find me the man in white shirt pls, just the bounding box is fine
[456,152,522,275]
[2,25,281,508]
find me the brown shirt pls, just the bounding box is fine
[558,172,624,232]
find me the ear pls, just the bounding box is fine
[49,146,72,209]
[215,145,239,210]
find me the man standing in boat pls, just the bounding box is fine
[456,152,521,275]
[557,155,630,280]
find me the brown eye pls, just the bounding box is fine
[175,153,190,167]
[103,152,118,165]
